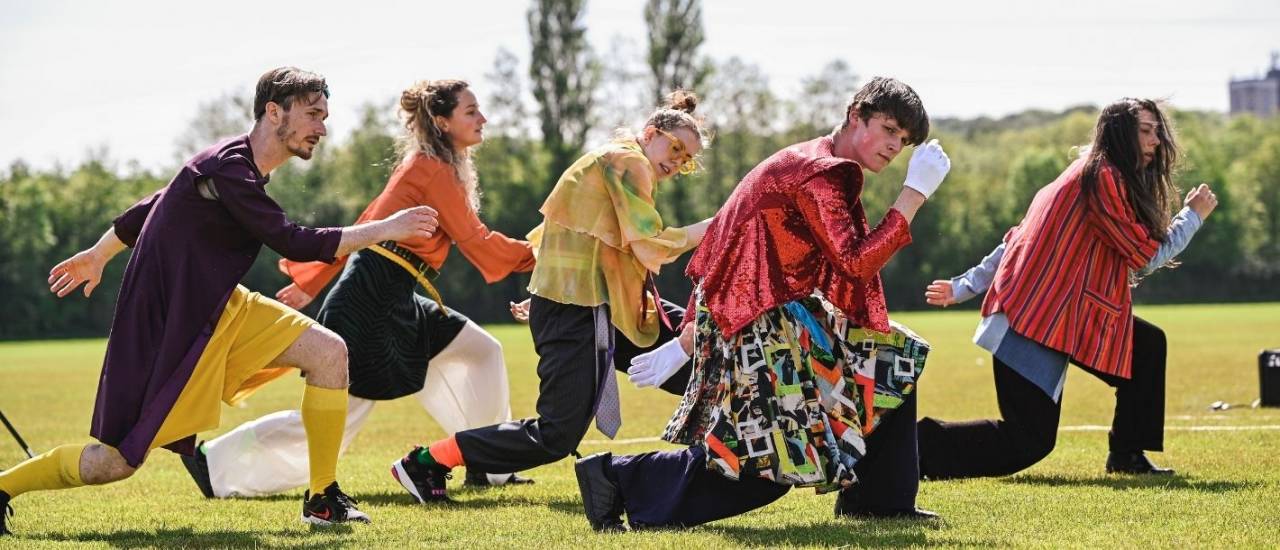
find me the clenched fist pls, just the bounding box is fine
[904,139,951,199]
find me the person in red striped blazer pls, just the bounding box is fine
[915,98,1218,479]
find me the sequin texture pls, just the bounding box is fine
[685,136,912,337]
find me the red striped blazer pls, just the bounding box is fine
[981,159,1160,378]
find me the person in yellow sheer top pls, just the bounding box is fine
[180,80,540,499]
[389,91,712,503]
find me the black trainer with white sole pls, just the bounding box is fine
[301,482,370,526]
[391,447,452,503]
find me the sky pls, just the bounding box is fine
[1,0,1277,172]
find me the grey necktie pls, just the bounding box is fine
[593,305,621,438]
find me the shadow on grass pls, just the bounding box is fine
[1003,474,1260,492]
[42,526,355,549]
[708,520,962,547]
[232,488,586,519]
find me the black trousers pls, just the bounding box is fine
[917,316,1167,479]
[454,295,690,473]
[609,391,921,528]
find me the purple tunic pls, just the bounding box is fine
[95,134,341,467]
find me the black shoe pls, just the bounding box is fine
[574,452,625,532]
[1,491,12,536]
[1105,451,1175,475]
[391,446,452,503]
[301,482,370,525]
[463,470,535,487]
[835,495,939,520]
[180,442,215,499]
[837,505,941,520]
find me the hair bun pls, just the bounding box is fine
[664,89,698,114]
[400,88,422,113]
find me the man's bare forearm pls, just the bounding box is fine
[90,227,128,262]
[334,220,393,258]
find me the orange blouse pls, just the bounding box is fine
[280,154,535,298]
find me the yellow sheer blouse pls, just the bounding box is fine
[527,140,696,347]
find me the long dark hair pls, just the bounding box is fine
[1080,98,1179,242]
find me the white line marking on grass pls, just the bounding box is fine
[580,424,1280,445]
[1060,425,1280,432]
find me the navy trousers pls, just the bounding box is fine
[610,391,921,528]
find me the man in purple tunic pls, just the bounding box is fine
[0,67,439,535]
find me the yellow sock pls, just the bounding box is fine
[301,384,347,495]
[0,444,86,498]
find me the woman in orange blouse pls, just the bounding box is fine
[182,80,537,498]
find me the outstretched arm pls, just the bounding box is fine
[48,226,128,298]
[925,241,1008,307]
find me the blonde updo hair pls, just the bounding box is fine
[396,79,480,211]
[617,89,711,150]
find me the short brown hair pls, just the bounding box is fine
[842,77,929,146]
[253,67,329,121]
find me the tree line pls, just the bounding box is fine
[2,0,1277,339]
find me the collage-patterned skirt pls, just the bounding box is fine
[662,289,929,493]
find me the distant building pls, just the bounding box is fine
[1230,52,1280,117]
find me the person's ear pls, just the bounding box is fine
[640,126,656,143]
[847,108,863,128]
[434,115,450,133]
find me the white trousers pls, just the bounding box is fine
[204,321,512,497]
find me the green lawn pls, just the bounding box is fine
[1,303,1278,548]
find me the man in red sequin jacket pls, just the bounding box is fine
[572,77,953,531]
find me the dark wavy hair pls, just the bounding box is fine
[842,77,929,146]
[1080,98,1179,242]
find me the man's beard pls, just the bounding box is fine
[276,115,314,160]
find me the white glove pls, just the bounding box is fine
[903,138,950,199]
[627,338,690,389]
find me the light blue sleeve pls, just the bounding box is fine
[950,242,1007,303]
[1138,207,1203,277]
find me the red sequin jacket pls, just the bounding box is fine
[686,136,913,336]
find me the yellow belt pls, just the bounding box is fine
[365,243,448,314]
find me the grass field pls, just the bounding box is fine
[1,302,1278,548]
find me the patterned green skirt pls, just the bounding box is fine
[662,289,929,493]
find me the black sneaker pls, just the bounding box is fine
[391,447,452,503]
[0,491,12,536]
[574,452,625,532]
[463,470,535,487]
[1105,451,1175,475]
[834,490,939,520]
[180,442,215,499]
[301,482,371,526]
[836,506,941,520]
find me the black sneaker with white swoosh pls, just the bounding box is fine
[301,482,370,526]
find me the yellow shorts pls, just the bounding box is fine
[150,285,315,450]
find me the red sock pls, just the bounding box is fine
[429,436,464,469]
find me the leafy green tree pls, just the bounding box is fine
[644,0,711,104]
[527,0,601,181]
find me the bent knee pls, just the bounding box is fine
[82,446,139,484]
[316,327,349,365]
[306,327,350,378]
[467,324,504,358]
[1017,434,1057,465]
[540,426,591,459]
